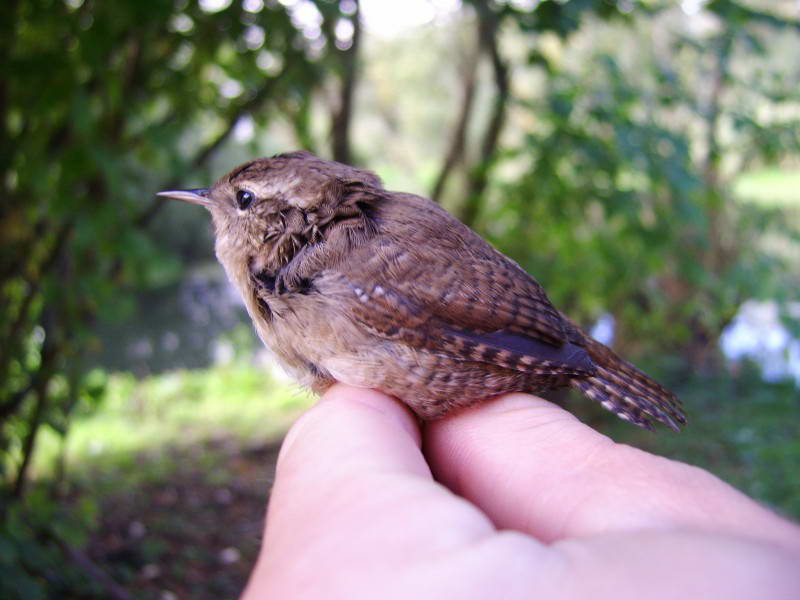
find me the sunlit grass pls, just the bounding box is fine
[602,370,800,519]
[734,167,800,206]
[28,361,800,520]
[32,364,313,486]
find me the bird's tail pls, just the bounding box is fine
[570,335,686,432]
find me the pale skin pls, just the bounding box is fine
[242,385,800,599]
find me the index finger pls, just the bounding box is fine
[243,384,501,598]
[424,393,800,550]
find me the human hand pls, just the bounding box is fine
[242,385,800,599]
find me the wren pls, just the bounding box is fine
[158,151,685,431]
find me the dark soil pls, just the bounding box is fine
[76,439,282,600]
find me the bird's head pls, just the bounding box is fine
[158,151,382,276]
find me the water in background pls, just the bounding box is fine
[721,300,800,384]
[91,270,253,376]
[94,271,800,386]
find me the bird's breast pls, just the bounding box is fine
[250,290,373,390]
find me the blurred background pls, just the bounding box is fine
[2,0,799,597]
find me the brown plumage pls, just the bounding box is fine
[158,151,685,431]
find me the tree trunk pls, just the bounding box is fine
[459,0,510,228]
[430,39,480,204]
[331,0,361,164]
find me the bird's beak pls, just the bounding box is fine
[156,188,211,207]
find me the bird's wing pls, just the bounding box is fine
[322,226,594,377]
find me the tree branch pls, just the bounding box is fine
[12,311,57,498]
[134,65,290,228]
[331,1,361,164]
[0,221,73,392]
[41,526,137,600]
[459,0,510,227]
[703,33,733,188]
[430,37,480,204]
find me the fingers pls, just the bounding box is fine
[262,385,432,554]
[243,387,800,599]
[424,393,800,550]
[279,383,427,479]
[546,530,800,600]
[243,384,500,598]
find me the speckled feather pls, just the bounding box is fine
[162,151,686,431]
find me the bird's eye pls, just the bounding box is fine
[236,189,255,210]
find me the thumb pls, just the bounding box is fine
[424,393,800,550]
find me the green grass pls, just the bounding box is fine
[33,363,799,518]
[26,359,799,518]
[599,370,800,519]
[31,364,313,488]
[7,364,313,600]
[8,363,798,600]
[734,167,800,206]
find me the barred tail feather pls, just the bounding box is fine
[572,337,686,432]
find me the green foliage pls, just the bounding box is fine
[2,0,799,597]
[483,5,800,364]
[2,364,309,599]
[0,1,346,595]
[36,365,310,489]
[1,0,350,497]
[736,168,800,206]
[605,369,800,518]
[1,490,101,600]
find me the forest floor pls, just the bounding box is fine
[38,363,799,599]
[75,436,281,600]
[27,366,308,600]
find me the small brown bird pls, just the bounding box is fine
[158,151,685,431]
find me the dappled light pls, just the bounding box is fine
[2,0,799,598]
